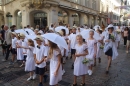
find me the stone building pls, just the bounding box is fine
[0,0,121,29]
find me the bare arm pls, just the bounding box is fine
[55,54,62,73]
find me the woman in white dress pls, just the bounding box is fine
[16,34,23,61]
[22,39,35,81]
[104,24,118,74]
[72,35,88,86]
[116,26,122,48]
[86,30,97,76]
[46,40,62,86]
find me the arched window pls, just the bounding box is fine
[85,0,89,7]
[72,0,80,4]
[92,0,96,10]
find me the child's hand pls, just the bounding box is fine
[44,58,47,62]
[36,61,40,65]
[75,54,80,57]
[54,71,58,76]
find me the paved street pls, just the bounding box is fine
[0,44,130,86]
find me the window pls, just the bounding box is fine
[0,0,2,5]
[85,0,89,7]
[6,0,12,3]
[72,0,80,4]
[92,0,96,10]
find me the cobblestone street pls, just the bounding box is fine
[0,45,130,86]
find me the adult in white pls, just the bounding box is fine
[104,24,118,74]
[116,26,122,48]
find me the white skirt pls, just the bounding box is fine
[17,48,23,60]
[74,57,88,76]
[25,57,35,71]
[49,61,62,85]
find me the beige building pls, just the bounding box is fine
[0,0,120,29]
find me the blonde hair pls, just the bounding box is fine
[76,35,83,39]
[28,39,34,47]
[48,40,58,58]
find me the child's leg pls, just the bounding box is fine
[39,75,43,83]
[82,75,85,84]
[94,58,96,66]
[106,56,112,71]
[73,75,77,84]
[98,57,101,63]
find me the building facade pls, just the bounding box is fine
[0,0,121,29]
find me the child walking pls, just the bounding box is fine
[72,35,88,86]
[86,30,97,76]
[94,29,103,65]
[9,32,17,65]
[45,40,62,86]
[33,36,48,86]
[22,39,35,81]
[20,33,28,67]
[16,34,23,63]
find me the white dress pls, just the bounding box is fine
[74,44,88,76]
[96,34,103,58]
[25,46,35,71]
[49,50,62,85]
[16,40,23,60]
[86,39,97,66]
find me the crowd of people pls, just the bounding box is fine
[0,23,128,86]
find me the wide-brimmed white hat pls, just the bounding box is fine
[19,33,25,37]
[57,30,63,36]
[34,36,43,41]
[106,24,114,31]
[72,26,77,29]
[11,32,17,36]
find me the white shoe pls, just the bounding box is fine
[88,70,93,76]
[33,74,37,79]
[62,69,65,75]
[88,70,91,74]
[27,76,33,81]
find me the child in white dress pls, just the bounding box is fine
[16,34,23,62]
[94,29,103,65]
[86,30,97,76]
[46,40,62,86]
[22,39,35,81]
[72,35,88,86]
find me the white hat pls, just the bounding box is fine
[57,30,63,36]
[11,32,17,36]
[106,24,114,31]
[34,36,43,41]
[107,24,114,29]
[19,33,25,37]
[72,26,77,29]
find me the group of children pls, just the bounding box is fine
[8,23,120,86]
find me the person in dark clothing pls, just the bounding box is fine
[0,25,6,55]
[126,27,130,53]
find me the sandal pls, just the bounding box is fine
[71,83,77,86]
[80,83,85,86]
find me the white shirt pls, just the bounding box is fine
[69,33,77,49]
[33,44,48,68]
[22,38,28,55]
[12,37,17,48]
